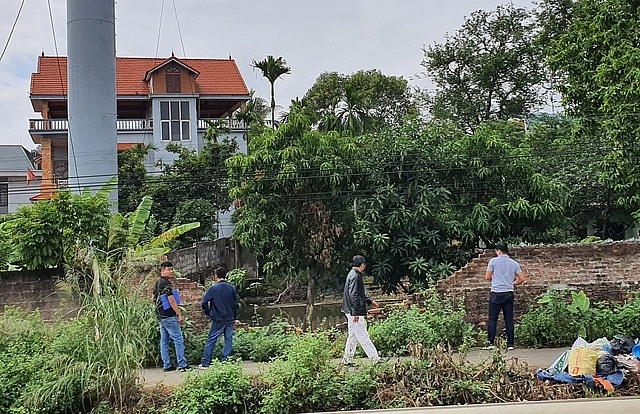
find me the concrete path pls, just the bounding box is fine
[313,397,640,414]
[141,346,568,388]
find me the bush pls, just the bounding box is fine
[232,321,294,362]
[260,333,342,413]
[369,291,477,355]
[517,290,640,347]
[167,361,259,414]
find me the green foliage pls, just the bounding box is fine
[228,109,367,319]
[369,292,477,355]
[232,322,294,362]
[227,267,248,291]
[1,189,111,270]
[118,143,154,214]
[252,55,291,129]
[260,333,342,414]
[546,0,640,218]
[147,136,237,244]
[423,3,545,132]
[304,69,415,134]
[518,290,640,347]
[167,361,258,414]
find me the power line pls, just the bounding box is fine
[0,0,25,63]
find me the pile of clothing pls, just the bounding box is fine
[537,335,640,391]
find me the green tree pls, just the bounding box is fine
[251,56,291,129]
[227,110,364,328]
[304,70,414,134]
[235,89,270,139]
[117,143,155,214]
[353,121,470,290]
[441,120,569,245]
[545,0,640,219]
[0,181,114,270]
[147,134,237,243]
[422,4,545,132]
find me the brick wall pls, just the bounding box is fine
[436,241,640,328]
[0,268,77,319]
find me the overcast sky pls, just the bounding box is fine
[0,0,533,149]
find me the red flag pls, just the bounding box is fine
[26,168,36,185]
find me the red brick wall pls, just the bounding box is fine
[436,241,640,328]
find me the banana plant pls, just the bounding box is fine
[107,195,199,264]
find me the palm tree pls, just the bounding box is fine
[251,56,291,129]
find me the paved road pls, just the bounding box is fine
[141,346,567,388]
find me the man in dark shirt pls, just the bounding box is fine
[196,266,239,369]
[341,255,380,365]
[153,261,191,372]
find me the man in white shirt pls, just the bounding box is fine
[484,242,526,350]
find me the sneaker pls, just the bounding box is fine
[341,360,355,367]
[178,365,193,372]
[195,364,210,370]
[507,346,514,351]
[482,345,495,350]
[163,366,176,372]
[372,357,390,365]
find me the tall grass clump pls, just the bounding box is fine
[18,252,157,412]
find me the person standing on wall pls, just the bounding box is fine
[153,261,192,372]
[341,255,381,365]
[197,266,239,369]
[484,242,526,350]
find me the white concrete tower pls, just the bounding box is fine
[67,0,118,208]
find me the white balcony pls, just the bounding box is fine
[30,118,246,133]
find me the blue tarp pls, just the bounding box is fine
[537,369,624,388]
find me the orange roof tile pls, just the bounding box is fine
[31,56,249,97]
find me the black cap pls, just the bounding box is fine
[352,255,366,267]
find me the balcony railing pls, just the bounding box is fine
[197,118,246,130]
[30,118,247,132]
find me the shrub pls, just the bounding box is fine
[260,333,342,413]
[167,361,258,414]
[369,291,476,355]
[517,290,640,347]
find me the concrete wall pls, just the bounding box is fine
[436,241,640,328]
[166,238,257,283]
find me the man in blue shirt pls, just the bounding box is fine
[484,242,526,350]
[197,267,239,369]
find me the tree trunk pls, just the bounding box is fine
[304,266,317,331]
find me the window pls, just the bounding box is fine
[0,182,7,214]
[160,101,190,141]
[166,67,181,93]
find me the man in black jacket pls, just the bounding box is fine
[341,255,381,365]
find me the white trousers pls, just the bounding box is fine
[342,313,379,363]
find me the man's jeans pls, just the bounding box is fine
[201,320,235,366]
[159,316,188,369]
[487,291,515,346]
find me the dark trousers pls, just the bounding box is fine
[487,291,515,346]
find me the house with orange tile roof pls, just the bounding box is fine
[28,54,250,200]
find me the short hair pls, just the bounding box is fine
[494,242,508,254]
[160,261,173,270]
[214,266,228,279]
[352,255,367,267]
